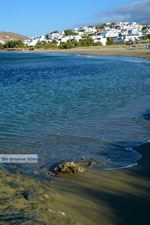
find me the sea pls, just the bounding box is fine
[0,52,150,175]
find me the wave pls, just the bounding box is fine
[118,57,150,64]
[104,162,138,171]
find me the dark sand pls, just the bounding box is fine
[1,143,149,225]
[52,142,150,225]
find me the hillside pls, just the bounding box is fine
[0,31,28,41]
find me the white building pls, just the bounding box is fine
[0,40,4,45]
[103,29,119,38]
[60,35,82,43]
[48,32,64,41]
[23,35,48,46]
[115,34,142,43]
[81,26,97,34]
[92,35,107,46]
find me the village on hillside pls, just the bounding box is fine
[23,22,150,47]
[0,22,150,49]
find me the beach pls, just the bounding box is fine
[0,143,150,225]
[34,46,150,59]
[53,142,150,225]
[1,45,150,59]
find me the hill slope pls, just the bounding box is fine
[0,31,28,41]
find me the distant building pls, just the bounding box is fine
[0,40,4,44]
[92,35,107,46]
[102,29,119,38]
[115,34,142,43]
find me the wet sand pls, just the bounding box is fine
[0,143,149,225]
[53,142,150,225]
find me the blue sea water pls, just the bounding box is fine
[0,52,150,174]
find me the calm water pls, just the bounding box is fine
[0,52,150,174]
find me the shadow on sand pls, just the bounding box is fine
[56,142,150,225]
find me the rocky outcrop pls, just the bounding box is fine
[53,161,87,175]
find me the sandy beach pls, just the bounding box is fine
[53,142,150,225]
[34,46,150,59]
[0,143,149,225]
[1,46,150,59]
[69,46,150,59]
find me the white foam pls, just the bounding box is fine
[104,162,138,171]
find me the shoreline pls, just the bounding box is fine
[52,142,150,225]
[35,46,150,59]
[0,50,149,224]
[1,46,150,59]
[0,142,149,225]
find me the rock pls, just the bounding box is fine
[78,157,102,168]
[43,194,49,200]
[53,161,87,175]
[21,191,35,200]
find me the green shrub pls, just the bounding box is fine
[79,37,95,47]
[59,41,78,49]
[142,34,150,40]
[0,42,3,49]
[64,29,77,36]
[4,40,25,48]
[35,41,57,49]
[107,37,115,45]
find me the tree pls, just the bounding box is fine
[142,34,150,40]
[64,29,77,36]
[59,41,78,49]
[35,41,57,49]
[3,40,25,48]
[79,37,95,47]
[51,31,59,34]
[0,42,3,49]
[17,40,25,48]
[107,37,115,45]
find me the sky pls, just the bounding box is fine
[0,0,149,37]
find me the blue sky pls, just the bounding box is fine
[0,0,149,37]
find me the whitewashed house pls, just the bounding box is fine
[145,28,150,34]
[81,26,97,34]
[48,32,64,41]
[26,39,38,46]
[92,35,107,46]
[24,37,40,46]
[0,40,4,44]
[115,34,142,43]
[102,29,119,38]
[61,35,82,43]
